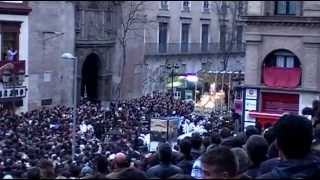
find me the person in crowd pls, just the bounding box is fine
[38,159,55,179]
[245,125,260,140]
[200,146,237,179]
[116,167,147,179]
[190,132,203,160]
[231,147,250,176]
[243,135,268,178]
[177,138,194,175]
[258,114,320,178]
[26,167,41,179]
[106,153,130,178]
[146,143,182,179]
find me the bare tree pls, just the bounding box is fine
[213,1,244,71]
[114,1,158,99]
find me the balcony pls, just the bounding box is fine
[144,43,246,56]
[0,60,25,75]
[262,67,301,88]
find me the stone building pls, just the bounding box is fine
[240,1,320,128]
[27,1,123,110]
[140,1,246,99]
[28,1,74,109]
[0,1,31,113]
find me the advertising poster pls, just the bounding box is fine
[167,118,179,143]
[150,118,167,143]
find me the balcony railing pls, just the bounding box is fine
[145,43,246,55]
[262,67,301,88]
[0,60,25,74]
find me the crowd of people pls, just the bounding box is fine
[0,93,320,179]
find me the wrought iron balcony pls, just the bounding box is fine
[0,60,25,74]
[144,42,246,56]
[0,60,26,86]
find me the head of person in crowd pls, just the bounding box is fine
[190,132,202,150]
[179,138,192,160]
[245,125,259,140]
[69,163,81,178]
[263,127,276,145]
[116,167,147,179]
[244,135,268,168]
[26,167,41,179]
[231,147,250,174]
[202,136,211,151]
[157,143,172,164]
[95,155,109,175]
[220,127,232,139]
[38,159,55,179]
[112,153,130,171]
[200,146,237,179]
[274,114,313,160]
[221,134,246,149]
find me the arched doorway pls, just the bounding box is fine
[81,53,101,101]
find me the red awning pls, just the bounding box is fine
[263,67,301,88]
[249,111,282,119]
[249,111,282,128]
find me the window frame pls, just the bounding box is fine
[160,1,169,10]
[201,23,209,52]
[158,22,168,53]
[0,22,21,61]
[182,1,191,12]
[180,23,190,53]
[275,1,297,15]
[202,1,210,13]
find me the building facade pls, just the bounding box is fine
[140,1,246,100]
[27,1,123,110]
[0,1,31,113]
[240,1,320,129]
[28,1,74,110]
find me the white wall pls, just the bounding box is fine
[0,14,29,113]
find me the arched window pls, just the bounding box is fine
[263,50,300,68]
[262,49,301,88]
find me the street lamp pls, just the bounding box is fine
[61,52,78,161]
[166,64,179,101]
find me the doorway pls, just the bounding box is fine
[81,53,101,101]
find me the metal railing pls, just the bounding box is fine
[145,42,246,55]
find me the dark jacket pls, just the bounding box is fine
[146,163,183,179]
[177,159,194,175]
[258,155,320,179]
[258,158,281,176]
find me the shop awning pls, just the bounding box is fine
[249,111,282,119]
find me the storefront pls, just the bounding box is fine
[237,85,320,130]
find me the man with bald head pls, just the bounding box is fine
[106,152,131,178]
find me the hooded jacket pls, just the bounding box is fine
[258,154,320,179]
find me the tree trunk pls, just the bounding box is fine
[118,43,126,100]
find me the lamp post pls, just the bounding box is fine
[166,64,179,102]
[61,53,78,161]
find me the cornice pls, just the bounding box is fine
[241,15,320,27]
